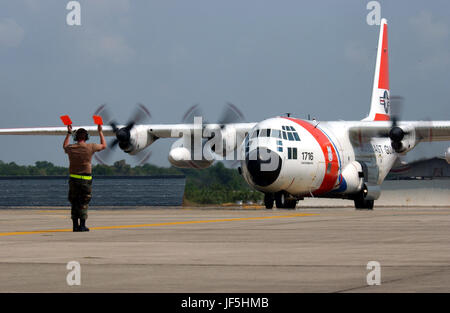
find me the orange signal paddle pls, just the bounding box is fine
[93,115,103,125]
[60,115,72,126]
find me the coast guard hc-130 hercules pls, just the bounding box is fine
[1,19,450,210]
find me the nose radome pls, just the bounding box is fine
[245,148,282,187]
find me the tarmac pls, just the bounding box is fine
[1,206,450,292]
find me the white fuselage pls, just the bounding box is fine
[240,117,398,199]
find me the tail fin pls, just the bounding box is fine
[364,18,390,121]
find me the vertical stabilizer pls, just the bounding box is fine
[364,18,390,121]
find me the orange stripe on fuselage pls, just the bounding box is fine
[378,23,389,90]
[374,113,390,121]
[283,118,339,195]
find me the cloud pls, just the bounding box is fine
[0,18,25,48]
[84,34,135,64]
[73,0,134,64]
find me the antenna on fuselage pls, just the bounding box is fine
[285,112,291,117]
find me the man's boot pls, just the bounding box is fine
[72,218,80,232]
[79,219,90,232]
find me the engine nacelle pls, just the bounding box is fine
[168,147,214,169]
[124,125,157,155]
[446,147,450,164]
[390,125,416,154]
[340,161,364,194]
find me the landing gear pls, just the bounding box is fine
[264,193,274,209]
[285,199,297,209]
[275,191,297,209]
[353,188,374,210]
[354,198,374,210]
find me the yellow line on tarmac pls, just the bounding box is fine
[0,213,317,237]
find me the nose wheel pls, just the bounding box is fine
[275,191,297,209]
[353,188,374,210]
[264,193,274,209]
[264,192,297,209]
[354,198,374,210]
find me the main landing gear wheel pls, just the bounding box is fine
[354,191,374,210]
[275,191,297,209]
[264,193,274,209]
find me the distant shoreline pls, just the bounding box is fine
[0,175,185,180]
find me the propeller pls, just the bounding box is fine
[181,103,203,124]
[216,103,246,166]
[181,102,245,133]
[93,103,152,165]
[218,102,245,128]
[179,102,246,167]
[382,95,434,156]
[387,95,406,151]
[374,95,409,152]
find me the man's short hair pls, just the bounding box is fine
[74,128,89,142]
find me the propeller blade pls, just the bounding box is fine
[181,104,203,124]
[390,95,404,128]
[94,154,107,165]
[127,103,152,126]
[110,121,119,133]
[218,102,245,127]
[135,151,152,166]
[94,146,115,165]
[110,138,119,149]
[94,103,113,125]
[92,103,153,166]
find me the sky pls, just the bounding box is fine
[0,0,449,167]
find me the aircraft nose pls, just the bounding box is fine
[245,148,282,187]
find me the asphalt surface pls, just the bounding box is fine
[1,206,450,292]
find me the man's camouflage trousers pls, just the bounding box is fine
[68,177,92,220]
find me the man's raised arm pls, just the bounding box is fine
[98,125,107,151]
[63,125,72,149]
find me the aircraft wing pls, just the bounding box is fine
[0,123,257,138]
[0,126,116,136]
[148,123,257,138]
[348,121,450,144]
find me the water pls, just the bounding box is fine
[0,176,186,207]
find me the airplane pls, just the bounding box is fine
[1,18,450,210]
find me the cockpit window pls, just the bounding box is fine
[259,129,272,137]
[250,130,260,138]
[279,125,301,141]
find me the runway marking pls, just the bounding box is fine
[0,213,317,237]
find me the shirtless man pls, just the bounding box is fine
[63,125,106,232]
